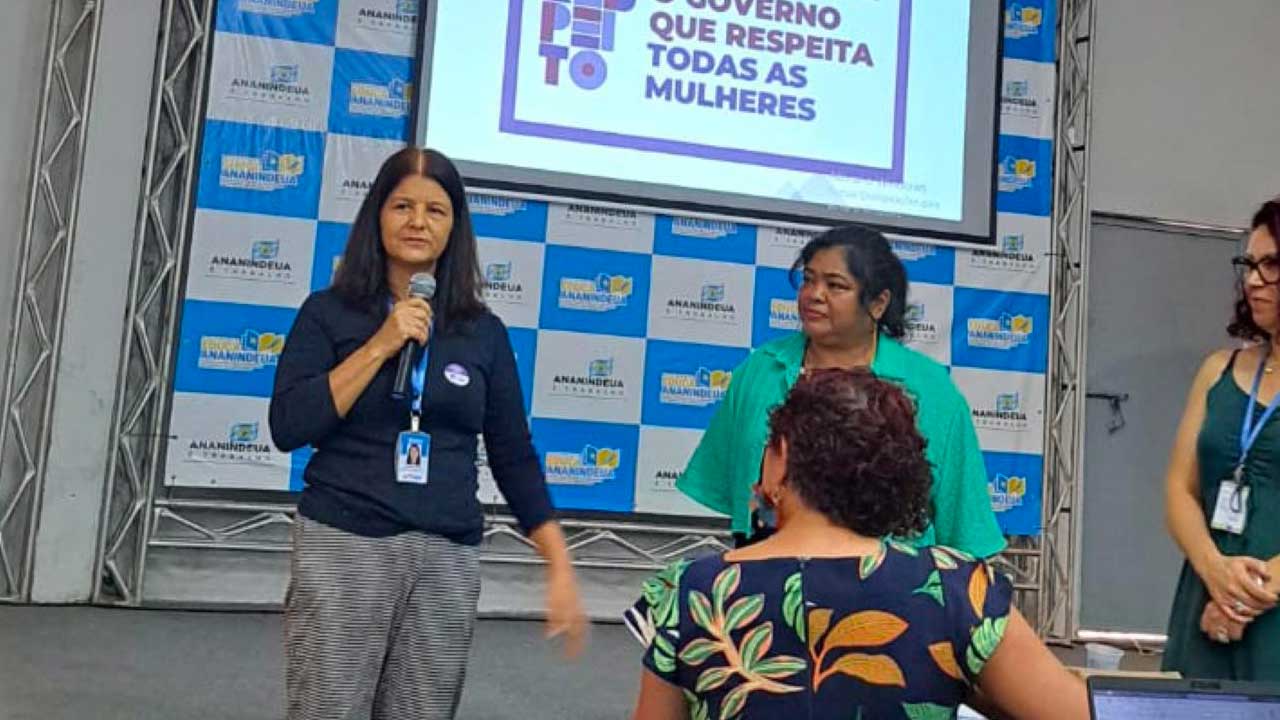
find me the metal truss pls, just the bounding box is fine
[144,499,732,573]
[481,515,732,571]
[143,497,1041,616]
[0,0,103,603]
[1039,0,1097,642]
[95,0,215,605]
[87,0,1080,622]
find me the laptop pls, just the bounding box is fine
[1090,676,1280,719]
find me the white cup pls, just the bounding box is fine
[1085,642,1125,670]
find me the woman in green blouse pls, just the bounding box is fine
[677,225,1005,558]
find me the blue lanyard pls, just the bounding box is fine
[388,298,431,430]
[410,342,429,420]
[1238,355,1280,474]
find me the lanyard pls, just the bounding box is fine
[388,298,432,432]
[1236,354,1280,481]
[409,342,429,432]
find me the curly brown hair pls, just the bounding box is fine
[767,368,933,538]
[1228,197,1280,342]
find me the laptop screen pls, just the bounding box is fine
[1093,688,1280,719]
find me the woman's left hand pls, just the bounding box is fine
[1200,600,1246,644]
[545,569,588,659]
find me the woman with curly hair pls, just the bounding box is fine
[1164,197,1280,680]
[677,225,1004,558]
[627,369,1086,719]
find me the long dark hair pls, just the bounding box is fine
[1228,197,1280,342]
[331,147,485,334]
[790,225,908,339]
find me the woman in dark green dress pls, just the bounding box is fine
[1164,197,1280,680]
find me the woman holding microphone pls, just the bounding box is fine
[270,147,586,719]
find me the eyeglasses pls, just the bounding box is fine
[1231,255,1280,285]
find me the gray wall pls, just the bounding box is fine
[1081,0,1279,633]
[1092,0,1280,226]
[1080,218,1241,633]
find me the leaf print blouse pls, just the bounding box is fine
[624,543,1013,720]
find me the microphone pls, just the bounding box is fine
[391,272,436,400]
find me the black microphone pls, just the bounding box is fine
[391,272,436,400]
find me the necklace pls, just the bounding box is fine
[802,335,878,374]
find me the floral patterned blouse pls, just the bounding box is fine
[625,543,1013,720]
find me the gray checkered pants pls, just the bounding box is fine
[285,516,480,720]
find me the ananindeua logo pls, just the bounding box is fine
[652,468,681,491]
[973,391,1030,433]
[904,302,939,345]
[672,218,737,240]
[227,64,311,107]
[967,313,1033,351]
[989,473,1027,512]
[1002,78,1040,119]
[238,0,319,19]
[969,232,1037,273]
[1004,3,1044,40]
[349,77,412,119]
[198,329,285,372]
[766,227,814,254]
[545,445,620,486]
[552,357,626,400]
[186,422,273,464]
[207,238,294,283]
[892,240,936,263]
[483,261,526,302]
[564,204,639,229]
[559,273,633,312]
[997,156,1036,194]
[220,150,305,192]
[469,195,526,217]
[356,0,418,30]
[665,283,737,323]
[769,297,799,331]
[660,366,731,408]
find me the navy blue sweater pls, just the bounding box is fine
[269,289,553,544]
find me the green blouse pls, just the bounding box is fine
[676,332,1007,558]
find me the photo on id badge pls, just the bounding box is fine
[397,431,430,484]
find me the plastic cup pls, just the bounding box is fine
[1085,642,1125,671]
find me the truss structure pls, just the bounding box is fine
[0,0,103,603]
[85,0,1094,631]
[1039,0,1096,641]
[95,0,214,604]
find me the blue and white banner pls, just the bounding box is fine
[1002,0,1057,63]
[171,0,1057,537]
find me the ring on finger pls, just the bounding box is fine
[1234,600,1249,614]
[1215,628,1230,644]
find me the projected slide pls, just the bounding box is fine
[421,1,996,236]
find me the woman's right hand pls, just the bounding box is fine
[369,297,432,359]
[1201,553,1277,623]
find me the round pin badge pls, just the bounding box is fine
[443,363,471,387]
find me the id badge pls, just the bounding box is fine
[396,431,430,485]
[1210,480,1249,535]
